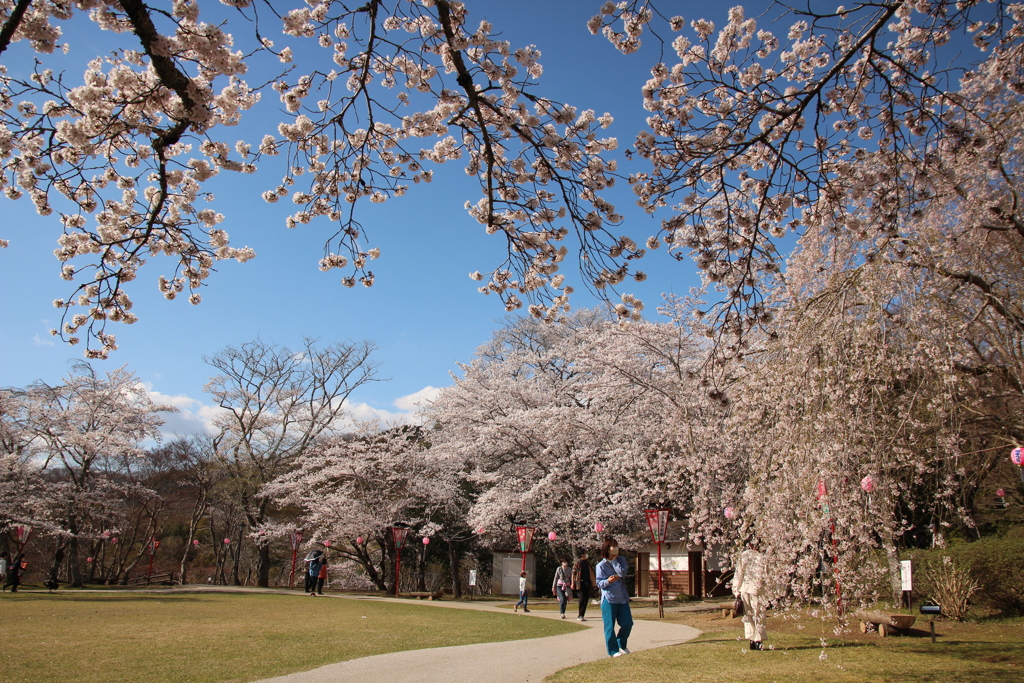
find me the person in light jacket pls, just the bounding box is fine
[596,537,632,657]
[551,559,572,619]
[514,571,530,612]
[733,544,768,650]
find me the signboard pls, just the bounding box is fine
[649,554,688,571]
[900,560,913,591]
[469,570,477,586]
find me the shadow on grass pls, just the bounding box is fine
[4,593,237,604]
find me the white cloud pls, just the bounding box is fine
[393,386,442,411]
[145,385,447,441]
[31,334,54,347]
[146,389,224,438]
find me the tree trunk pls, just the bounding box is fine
[180,489,208,585]
[68,514,83,588]
[48,538,67,584]
[352,540,386,590]
[884,537,903,607]
[416,543,427,592]
[257,543,271,587]
[448,541,462,598]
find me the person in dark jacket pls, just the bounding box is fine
[4,553,24,593]
[308,554,324,596]
[571,550,594,621]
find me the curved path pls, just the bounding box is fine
[250,593,702,683]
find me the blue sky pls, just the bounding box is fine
[0,1,718,434]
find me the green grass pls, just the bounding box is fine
[547,609,1024,683]
[0,591,583,683]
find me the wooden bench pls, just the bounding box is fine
[854,610,916,637]
[127,571,177,586]
[406,590,444,600]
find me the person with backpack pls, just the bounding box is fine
[306,551,323,595]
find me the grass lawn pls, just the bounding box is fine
[0,590,583,683]
[547,607,1024,683]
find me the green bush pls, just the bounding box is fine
[906,530,1024,614]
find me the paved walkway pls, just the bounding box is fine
[248,592,703,683]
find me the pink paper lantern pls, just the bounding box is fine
[816,479,828,500]
[223,538,231,545]
[86,557,93,563]
[860,475,875,493]
[594,522,604,534]
[476,526,485,534]
[997,488,1006,498]
[548,531,557,541]
[110,538,118,544]
[724,506,735,519]
[356,536,364,545]
[324,540,331,547]
[422,537,430,545]
[1012,447,1024,467]
[193,539,200,547]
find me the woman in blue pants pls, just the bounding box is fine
[596,537,633,657]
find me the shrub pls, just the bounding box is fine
[906,530,1024,614]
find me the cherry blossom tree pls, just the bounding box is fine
[593,0,1024,344]
[0,0,629,357]
[204,336,379,587]
[8,362,173,586]
[264,423,459,591]
[426,308,728,551]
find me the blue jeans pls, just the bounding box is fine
[515,590,528,609]
[601,600,633,655]
[556,585,569,614]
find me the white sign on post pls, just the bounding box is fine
[469,570,477,586]
[900,560,913,591]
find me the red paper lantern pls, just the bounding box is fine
[548,531,557,541]
[356,536,364,545]
[860,475,875,493]
[324,540,331,547]
[1012,447,1024,466]
[224,538,231,545]
[476,526,485,534]
[594,522,604,533]
[997,488,1006,498]
[422,537,430,545]
[193,539,200,547]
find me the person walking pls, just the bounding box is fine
[513,571,530,612]
[315,556,328,595]
[733,544,768,650]
[307,552,324,596]
[552,559,572,619]
[4,553,23,593]
[0,552,8,592]
[596,537,632,657]
[571,550,594,621]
